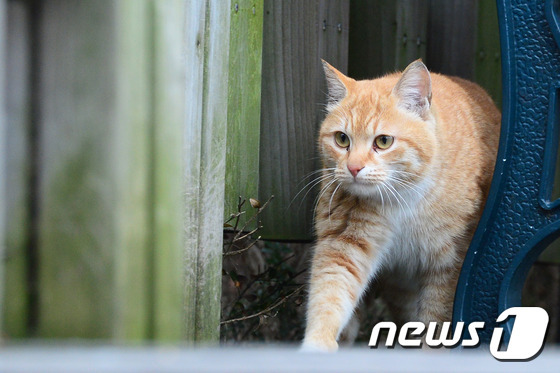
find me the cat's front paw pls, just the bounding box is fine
[301,337,339,352]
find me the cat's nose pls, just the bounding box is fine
[348,164,364,178]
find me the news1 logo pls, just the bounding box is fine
[368,307,549,361]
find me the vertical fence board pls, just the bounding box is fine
[112,0,152,340]
[348,0,396,80]
[3,0,30,338]
[394,0,428,70]
[0,0,6,338]
[184,0,205,343]
[184,0,231,342]
[150,0,185,341]
[473,0,502,107]
[258,0,349,241]
[37,0,151,339]
[350,0,479,82]
[38,0,116,338]
[318,1,350,73]
[224,1,264,224]
[427,0,477,79]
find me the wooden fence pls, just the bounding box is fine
[3,0,186,341]
[2,0,544,344]
[0,0,6,339]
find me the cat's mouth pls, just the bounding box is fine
[354,176,383,183]
[343,175,384,189]
[352,173,387,185]
[349,178,378,187]
[336,171,395,199]
[343,180,382,199]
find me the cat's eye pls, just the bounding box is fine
[334,132,350,148]
[374,135,394,150]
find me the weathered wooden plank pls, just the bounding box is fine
[184,0,206,343]
[37,0,151,339]
[350,0,478,80]
[318,1,350,73]
[2,0,30,339]
[348,0,397,80]
[0,0,6,338]
[184,0,231,342]
[473,0,502,108]
[111,0,152,341]
[224,0,264,226]
[150,0,185,341]
[394,0,428,70]
[426,0,477,79]
[258,0,350,241]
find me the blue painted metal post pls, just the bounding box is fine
[454,0,560,343]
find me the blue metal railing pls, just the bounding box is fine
[454,0,560,344]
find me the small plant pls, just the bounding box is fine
[221,195,307,342]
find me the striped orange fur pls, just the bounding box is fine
[302,60,500,351]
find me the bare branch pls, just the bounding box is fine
[233,226,261,243]
[223,236,261,257]
[231,195,274,243]
[220,285,305,325]
[232,196,246,233]
[224,210,246,226]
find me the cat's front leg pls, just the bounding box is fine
[302,235,382,352]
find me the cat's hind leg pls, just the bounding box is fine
[416,262,461,324]
[338,310,361,346]
[379,275,421,327]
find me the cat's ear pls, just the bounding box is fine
[322,59,352,111]
[392,60,432,119]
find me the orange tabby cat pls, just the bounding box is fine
[302,60,500,351]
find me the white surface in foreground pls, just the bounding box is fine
[0,345,559,372]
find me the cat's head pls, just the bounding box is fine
[319,60,437,202]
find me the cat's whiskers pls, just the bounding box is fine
[298,168,337,184]
[313,177,339,218]
[384,184,395,209]
[290,172,335,210]
[375,185,385,213]
[391,169,421,181]
[382,180,412,213]
[382,181,405,211]
[391,182,413,212]
[386,175,425,199]
[379,182,394,209]
[328,182,343,222]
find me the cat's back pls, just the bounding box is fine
[432,74,500,147]
[430,74,501,188]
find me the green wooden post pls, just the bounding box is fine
[111,0,153,341]
[224,0,264,225]
[474,0,502,108]
[0,0,6,338]
[185,0,231,342]
[150,0,186,341]
[36,0,152,339]
[2,0,30,338]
